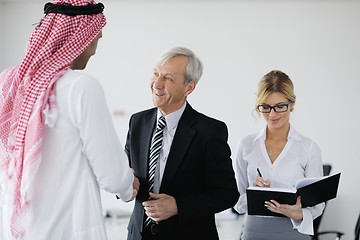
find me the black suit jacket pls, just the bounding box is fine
[125,103,239,240]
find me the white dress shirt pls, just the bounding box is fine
[0,70,134,240]
[233,125,325,235]
[153,103,186,193]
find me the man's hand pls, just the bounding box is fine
[125,169,140,202]
[142,192,178,222]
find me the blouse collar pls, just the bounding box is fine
[254,125,302,142]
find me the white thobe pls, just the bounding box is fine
[1,69,134,240]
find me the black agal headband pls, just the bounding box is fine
[44,2,104,16]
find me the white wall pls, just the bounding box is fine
[1,1,360,239]
[0,3,4,68]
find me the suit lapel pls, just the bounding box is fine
[160,104,196,191]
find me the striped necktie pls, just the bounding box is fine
[144,116,166,228]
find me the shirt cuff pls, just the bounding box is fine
[291,208,314,235]
[115,169,134,202]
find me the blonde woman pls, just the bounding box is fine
[234,70,325,240]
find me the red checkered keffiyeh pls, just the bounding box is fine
[0,0,106,238]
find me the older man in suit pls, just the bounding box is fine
[125,47,239,240]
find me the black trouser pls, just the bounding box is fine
[142,223,160,240]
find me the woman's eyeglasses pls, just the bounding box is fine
[257,103,290,113]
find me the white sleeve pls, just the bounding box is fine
[233,138,249,214]
[70,74,134,201]
[291,203,325,235]
[291,140,325,235]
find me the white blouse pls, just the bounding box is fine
[2,70,134,240]
[233,125,325,235]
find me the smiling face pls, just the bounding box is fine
[260,92,294,131]
[150,55,195,115]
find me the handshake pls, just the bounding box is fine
[126,168,140,202]
[115,168,140,202]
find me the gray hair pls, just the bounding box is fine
[156,47,203,84]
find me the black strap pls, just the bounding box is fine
[44,2,104,16]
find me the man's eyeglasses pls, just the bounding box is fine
[257,103,290,113]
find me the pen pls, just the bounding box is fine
[257,168,267,187]
[256,168,262,177]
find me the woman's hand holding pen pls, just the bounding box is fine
[254,168,270,187]
[254,176,270,188]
